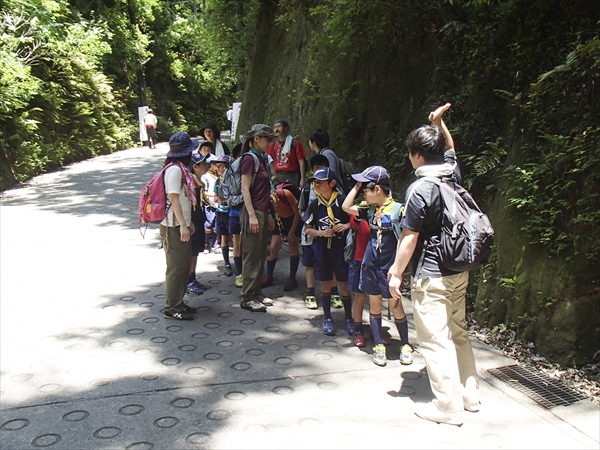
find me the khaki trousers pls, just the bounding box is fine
[240,208,270,300]
[411,272,480,413]
[160,225,191,314]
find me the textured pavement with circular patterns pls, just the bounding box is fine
[1,144,598,449]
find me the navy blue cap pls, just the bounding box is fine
[307,167,337,183]
[351,166,390,185]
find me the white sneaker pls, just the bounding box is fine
[414,402,463,426]
[464,401,481,412]
[259,295,274,306]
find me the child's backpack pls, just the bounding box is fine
[344,225,357,263]
[367,201,403,240]
[221,152,261,207]
[275,181,301,205]
[139,162,177,237]
[338,157,360,194]
[408,177,494,272]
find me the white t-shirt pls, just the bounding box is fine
[161,165,191,227]
[201,172,219,208]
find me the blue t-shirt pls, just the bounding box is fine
[357,199,401,271]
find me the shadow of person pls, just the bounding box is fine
[387,366,434,404]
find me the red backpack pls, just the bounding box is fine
[139,162,177,237]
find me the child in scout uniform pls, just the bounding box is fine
[302,167,354,336]
[342,166,414,366]
[213,155,234,277]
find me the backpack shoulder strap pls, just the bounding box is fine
[391,201,403,240]
[367,204,376,222]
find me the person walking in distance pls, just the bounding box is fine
[144,109,158,149]
[388,103,480,426]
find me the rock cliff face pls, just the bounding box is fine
[238,1,599,366]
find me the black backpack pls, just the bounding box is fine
[407,177,494,272]
[338,157,360,194]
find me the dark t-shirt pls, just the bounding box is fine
[240,152,271,212]
[401,150,462,278]
[302,194,349,250]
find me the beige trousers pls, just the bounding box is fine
[412,272,480,413]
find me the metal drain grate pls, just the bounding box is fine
[488,364,586,409]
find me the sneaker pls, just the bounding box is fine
[322,318,335,336]
[193,279,210,290]
[235,274,243,288]
[372,344,387,366]
[414,402,463,426]
[261,276,273,288]
[223,265,233,277]
[240,298,267,312]
[259,295,274,306]
[186,282,204,295]
[331,294,343,308]
[345,319,355,335]
[211,247,221,254]
[353,333,366,348]
[464,401,481,412]
[181,303,198,314]
[164,310,194,321]
[399,343,414,365]
[304,294,318,310]
[283,278,298,292]
[202,249,210,254]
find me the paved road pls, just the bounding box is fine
[1,144,598,449]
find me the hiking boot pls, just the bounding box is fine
[345,319,355,335]
[181,303,198,314]
[372,344,387,366]
[164,310,194,321]
[353,333,366,348]
[186,282,204,295]
[261,276,273,288]
[240,298,267,312]
[322,318,335,336]
[283,278,298,292]
[331,294,343,308]
[235,274,243,288]
[414,402,463,426]
[259,295,274,306]
[399,343,414,365]
[304,294,318,310]
[223,265,233,277]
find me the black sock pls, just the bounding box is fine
[354,322,364,334]
[266,259,276,279]
[234,256,242,275]
[222,246,230,267]
[395,316,409,345]
[289,255,300,280]
[321,292,332,320]
[307,287,315,295]
[331,286,339,295]
[370,313,383,345]
[187,273,195,284]
[341,295,352,320]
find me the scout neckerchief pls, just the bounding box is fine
[315,189,339,248]
[373,197,393,251]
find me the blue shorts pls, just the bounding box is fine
[273,216,302,237]
[302,243,314,268]
[215,211,229,236]
[347,260,363,293]
[313,239,348,283]
[359,265,391,298]
[229,214,241,235]
[190,226,206,257]
[204,207,216,230]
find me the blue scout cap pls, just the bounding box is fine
[351,166,390,185]
[307,167,336,184]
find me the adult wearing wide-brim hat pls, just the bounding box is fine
[239,124,277,312]
[200,122,230,157]
[160,131,200,321]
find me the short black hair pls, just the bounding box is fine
[200,141,215,151]
[405,125,445,164]
[310,154,329,169]
[365,181,391,196]
[309,129,329,149]
[274,119,289,129]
